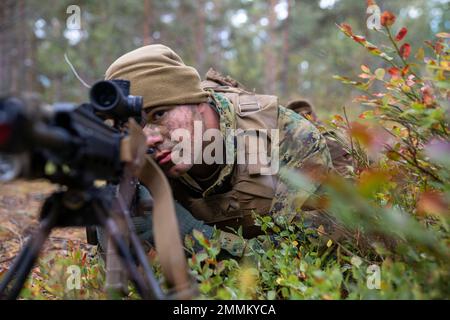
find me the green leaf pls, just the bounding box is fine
[375,68,386,80]
[267,290,277,300]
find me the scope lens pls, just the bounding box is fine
[91,81,118,109]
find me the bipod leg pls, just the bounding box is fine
[0,200,58,300]
[93,201,153,300]
[128,231,164,299]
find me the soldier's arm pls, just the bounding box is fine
[270,107,333,224]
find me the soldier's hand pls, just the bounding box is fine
[136,184,214,250]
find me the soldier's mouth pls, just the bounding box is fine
[156,150,172,165]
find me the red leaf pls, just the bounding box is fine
[367,46,381,54]
[395,27,408,41]
[424,40,443,54]
[388,67,400,78]
[381,11,396,27]
[81,252,87,266]
[361,65,371,73]
[388,67,400,76]
[421,86,435,106]
[354,95,369,102]
[400,43,411,59]
[401,65,410,76]
[339,23,353,36]
[352,35,366,43]
[435,40,444,54]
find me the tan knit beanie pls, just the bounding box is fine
[105,44,209,110]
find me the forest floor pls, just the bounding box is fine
[0,180,90,276]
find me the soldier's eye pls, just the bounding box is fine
[150,110,167,122]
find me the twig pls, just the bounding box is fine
[0,254,18,264]
[384,146,443,183]
[64,53,91,89]
[2,225,23,248]
[342,106,357,171]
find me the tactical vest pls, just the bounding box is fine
[171,78,280,238]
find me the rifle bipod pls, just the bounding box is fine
[0,188,165,300]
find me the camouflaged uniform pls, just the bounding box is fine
[286,100,353,178]
[321,130,353,177]
[169,71,334,256]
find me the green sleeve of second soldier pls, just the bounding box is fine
[96,184,254,258]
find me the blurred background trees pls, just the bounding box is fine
[0,0,448,116]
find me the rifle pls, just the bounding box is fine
[0,80,193,299]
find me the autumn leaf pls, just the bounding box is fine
[386,150,401,161]
[81,252,87,266]
[359,73,373,79]
[395,27,408,41]
[401,65,410,76]
[359,110,374,119]
[435,32,450,39]
[435,40,444,54]
[337,23,353,36]
[425,39,444,54]
[333,75,362,85]
[352,35,366,43]
[381,11,396,27]
[388,67,400,78]
[326,239,333,248]
[400,43,411,59]
[367,45,379,53]
[354,95,369,103]
[401,84,411,93]
[417,191,449,217]
[349,122,373,147]
[357,168,390,197]
[421,86,435,106]
[415,47,425,61]
[361,65,371,73]
[332,114,345,123]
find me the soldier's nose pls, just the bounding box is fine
[145,134,164,148]
[143,126,164,148]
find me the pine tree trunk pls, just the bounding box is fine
[264,0,277,94]
[143,0,152,45]
[280,0,292,97]
[195,0,206,76]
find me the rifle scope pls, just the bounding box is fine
[0,96,122,185]
[90,80,142,122]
